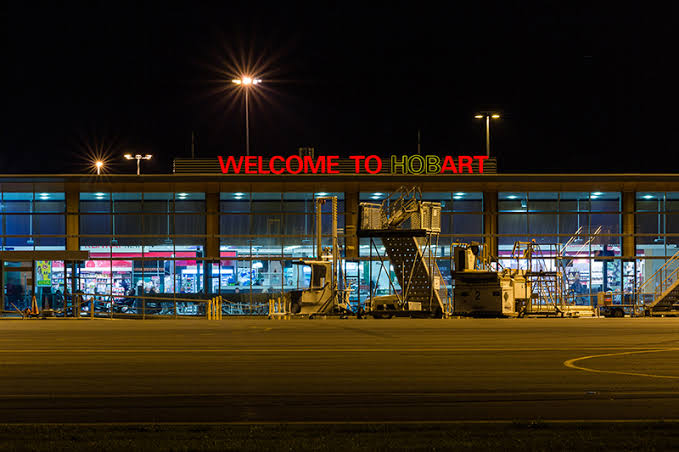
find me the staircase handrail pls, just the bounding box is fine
[637,249,679,296]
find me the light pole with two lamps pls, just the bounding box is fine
[231,76,262,156]
[474,113,501,157]
[124,153,152,175]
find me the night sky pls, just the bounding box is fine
[6,3,676,174]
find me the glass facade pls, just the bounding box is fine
[497,192,623,304]
[1,180,677,315]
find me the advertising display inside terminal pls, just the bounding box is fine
[217,154,490,175]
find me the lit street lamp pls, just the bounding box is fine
[124,153,152,175]
[95,161,104,175]
[474,113,501,157]
[232,76,262,156]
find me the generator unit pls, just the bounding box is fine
[452,269,531,317]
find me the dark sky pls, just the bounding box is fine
[5,3,676,174]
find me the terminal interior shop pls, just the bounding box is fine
[0,182,677,313]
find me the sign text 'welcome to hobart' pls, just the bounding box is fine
[217,155,490,175]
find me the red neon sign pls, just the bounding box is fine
[218,155,488,175]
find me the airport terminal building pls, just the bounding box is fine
[1,154,678,314]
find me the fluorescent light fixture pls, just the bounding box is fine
[453,196,463,200]
[177,193,188,197]
[234,192,245,196]
[592,192,603,196]
[454,192,465,196]
[643,195,654,199]
[316,192,328,196]
[507,195,518,200]
[372,192,383,196]
[94,192,106,197]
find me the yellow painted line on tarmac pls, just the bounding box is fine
[564,348,679,379]
[0,346,674,353]
[1,390,678,399]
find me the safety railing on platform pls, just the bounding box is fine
[6,292,279,319]
[636,249,679,309]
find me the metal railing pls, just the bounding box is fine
[8,292,274,319]
[636,249,679,308]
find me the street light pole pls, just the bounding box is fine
[124,154,153,175]
[232,76,261,157]
[475,113,500,157]
[245,88,250,157]
[485,115,490,157]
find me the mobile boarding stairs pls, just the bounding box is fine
[359,187,450,317]
[638,249,679,315]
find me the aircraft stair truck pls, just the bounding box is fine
[639,249,679,316]
[358,186,450,318]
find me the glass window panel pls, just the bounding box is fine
[528,192,558,212]
[251,193,282,213]
[175,212,205,236]
[80,214,112,235]
[115,214,144,236]
[283,193,315,213]
[590,213,620,234]
[284,214,314,236]
[452,213,483,235]
[34,214,65,236]
[449,192,482,212]
[220,214,250,236]
[360,192,387,202]
[589,192,620,212]
[112,193,142,213]
[421,192,451,202]
[175,196,205,213]
[528,213,558,235]
[498,192,527,212]
[498,213,527,235]
[559,213,588,236]
[252,214,281,235]
[667,214,679,235]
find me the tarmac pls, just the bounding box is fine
[0,318,678,423]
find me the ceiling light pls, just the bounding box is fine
[592,192,603,196]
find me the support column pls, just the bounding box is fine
[622,191,635,259]
[65,185,79,252]
[205,192,220,295]
[344,191,359,259]
[205,192,219,259]
[483,191,498,259]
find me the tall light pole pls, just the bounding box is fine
[232,76,262,156]
[124,153,152,175]
[474,113,501,157]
